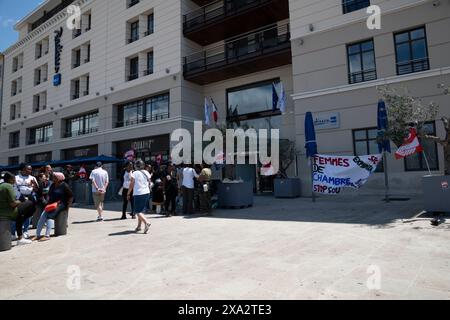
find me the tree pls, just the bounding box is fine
[278,139,296,178]
[378,85,450,175]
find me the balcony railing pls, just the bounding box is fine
[116,113,169,128]
[183,23,291,83]
[348,69,377,84]
[396,58,429,75]
[128,0,140,8]
[184,0,272,32]
[64,127,99,138]
[73,93,80,100]
[31,0,75,30]
[28,137,51,145]
[128,73,139,81]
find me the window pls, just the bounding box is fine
[9,131,20,149]
[347,39,377,84]
[73,49,81,68]
[129,21,139,43]
[128,0,139,8]
[10,103,21,121]
[352,128,384,172]
[8,157,19,166]
[128,57,139,81]
[28,124,53,145]
[34,68,42,85]
[86,44,91,63]
[145,52,154,76]
[405,122,439,171]
[395,26,429,75]
[65,112,99,138]
[227,79,282,118]
[343,0,370,14]
[117,93,169,127]
[146,13,154,36]
[85,13,92,31]
[84,76,90,96]
[73,79,80,99]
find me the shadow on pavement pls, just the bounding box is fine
[108,230,137,237]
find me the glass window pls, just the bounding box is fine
[395,27,429,75]
[347,39,377,84]
[352,128,384,172]
[147,52,153,75]
[130,21,139,42]
[129,57,139,80]
[343,0,370,14]
[150,94,169,121]
[147,14,154,35]
[227,80,282,117]
[405,122,439,171]
[118,93,169,127]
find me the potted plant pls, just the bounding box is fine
[378,85,450,214]
[274,139,301,198]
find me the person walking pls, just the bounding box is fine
[182,164,199,215]
[89,162,109,221]
[0,172,36,246]
[199,163,212,215]
[121,162,134,220]
[127,160,151,234]
[33,172,73,242]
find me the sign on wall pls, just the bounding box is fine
[54,27,63,86]
[313,154,382,195]
[313,112,340,130]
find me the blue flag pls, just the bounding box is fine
[272,83,279,111]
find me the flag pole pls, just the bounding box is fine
[310,156,316,203]
[383,151,390,202]
[422,150,432,176]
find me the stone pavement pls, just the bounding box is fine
[0,194,449,300]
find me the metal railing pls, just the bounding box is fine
[184,23,290,75]
[396,58,429,75]
[64,127,99,138]
[116,113,169,128]
[184,0,274,32]
[31,0,75,30]
[348,68,377,84]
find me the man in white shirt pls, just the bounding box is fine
[14,164,38,239]
[182,164,199,215]
[90,162,109,221]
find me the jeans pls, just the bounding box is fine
[10,217,31,235]
[36,203,67,238]
[12,201,35,238]
[36,211,55,238]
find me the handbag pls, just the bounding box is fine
[118,187,124,196]
[44,201,60,213]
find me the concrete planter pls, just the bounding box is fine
[274,178,301,198]
[422,175,450,212]
[218,182,253,208]
[55,210,69,236]
[0,219,12,252]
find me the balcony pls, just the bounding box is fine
[64,128,99,138]
[27,137,50,145]
[116,113,169,128]
[183,0,289,46]
[184,24,291,85]
[31,0,75,30]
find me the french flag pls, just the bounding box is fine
[210,97,218,123]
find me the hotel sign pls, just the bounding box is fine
[313,112,340,130]
[53,27,63,86]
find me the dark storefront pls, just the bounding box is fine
[115,135,170,165]
[26,152,52,164]
[62,145,98,160]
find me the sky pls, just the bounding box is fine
[0,0,44,52]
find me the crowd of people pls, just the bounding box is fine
[0,159,214,247]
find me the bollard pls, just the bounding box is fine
[0,218,12,252]
[54,210,68,236]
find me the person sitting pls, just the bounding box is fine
[32,172,73,242]
[0,172,36,246]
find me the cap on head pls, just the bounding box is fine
[96,162,103,168]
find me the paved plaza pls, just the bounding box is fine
[0,195,449,300]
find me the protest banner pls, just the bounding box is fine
[313,154,382,195]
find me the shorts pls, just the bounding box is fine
[93,192,105,209]
[134,194,150,214]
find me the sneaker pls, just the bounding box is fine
[120,216,127,220]
[97,216,104,222]
[11,235,18,241]
[23,232,30,239]
[17,238,32,246]
[144,223,151,234]
[135,227,142,233]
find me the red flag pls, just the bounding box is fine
[211,97,218,123]
[395,128,423,160]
